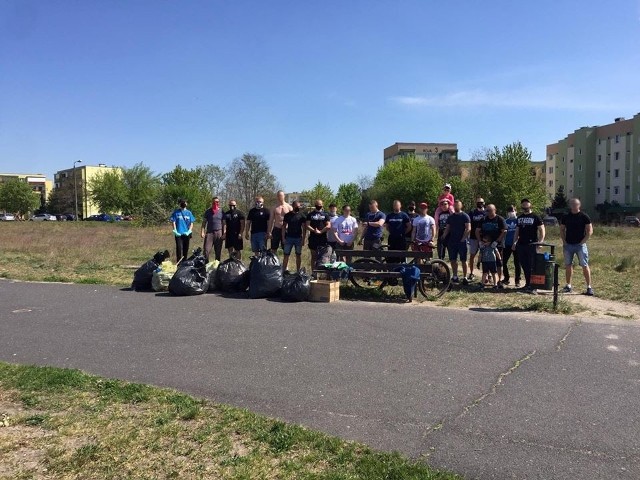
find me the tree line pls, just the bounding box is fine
[0,142,546,221]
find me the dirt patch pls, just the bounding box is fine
[564,294,640,320]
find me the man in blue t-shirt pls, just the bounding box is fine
[386,200,411,262]
[360,200,386,251]
[442,200,471,284]
[170,199,196,263]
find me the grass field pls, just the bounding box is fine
[0,362,459,480]
[0,221,639,311]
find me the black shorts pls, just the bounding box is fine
[308,233,327,250]
[225,234,243,251]
[271,227,283,250]
[482,261,497,274]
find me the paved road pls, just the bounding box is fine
[1,280,638,479]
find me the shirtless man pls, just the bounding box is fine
[267,190,293,255]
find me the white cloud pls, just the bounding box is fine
[390,87,630,111]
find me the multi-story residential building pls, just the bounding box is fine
[53,164,119,219]
[0,173,53,208]
[383,142,458,166]
[546,114,640,216]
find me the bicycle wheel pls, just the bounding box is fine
[417,259,451,299]
[348,258,388,290]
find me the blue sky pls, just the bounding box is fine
[1,0,639,192]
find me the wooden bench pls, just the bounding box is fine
[314,249,452,299]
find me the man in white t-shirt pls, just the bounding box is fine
[411,202,436,259]
[333,204,359,261]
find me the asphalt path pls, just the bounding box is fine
[0,279,638,479]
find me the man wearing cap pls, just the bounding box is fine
[467,197,487,280]
[436,198,452,259]
[512,198,545,293]
[411,202,436,259]
[434,183,455,226]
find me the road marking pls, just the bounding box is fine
[607,345,620,352]
[11,309,32,314]
[605,334,619,340]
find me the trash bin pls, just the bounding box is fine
[531,243,555,290]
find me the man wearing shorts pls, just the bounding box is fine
[436,199,452,260]
[360,200,386,251]
[411,202,436,258]
[512,198,545,293]
[281,201,306,272]
[222,200,245,260]
[477,204,507,287]
[560,198,593,296]
[267,190,292,255]
[306,199,331,270]
[467,198,486,280]
[245,196,270,253]
[442,200,470,285]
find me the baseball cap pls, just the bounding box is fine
[419,202,429,209]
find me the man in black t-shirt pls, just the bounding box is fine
[282,201,307,272]
[436,199,452,260]
[512,198,545,292]
[560,198,593,295]
[405,201,419,248]
[477,204,507,287]
[467,197,486,280]
[245,196,270,253]
[306,199,331,270]
[222,199,245,260]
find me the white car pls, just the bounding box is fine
[30,213,57,221]
[0,213,15,221]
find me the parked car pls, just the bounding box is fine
[542,216,559,226]
[624,216,640,227]
[30,213,57,221]
[0,213,15,221]
[85,213,120,222]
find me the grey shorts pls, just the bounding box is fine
[468,239,480,255]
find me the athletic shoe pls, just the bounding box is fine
[468,273,475,281]
[497,281,505,290]
[503,277,510,285]
[514,280,521,288]
[562,285,572,293]
[492,284,499,290]
[585,287,594,296]
[452,276,459,283]
[462,278,469,286]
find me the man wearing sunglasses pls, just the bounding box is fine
[223,200,245,260]
[306,199,331,270]
[468,198,487,280]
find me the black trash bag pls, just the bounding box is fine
[281,270,311,302]
[132,250,170,291]
[216,258,250,292]
[177,247,204,270]
[169,254,208,296]
[314,245,333,270]
[249,251,283,299]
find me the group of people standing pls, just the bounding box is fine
[168,184,594,296]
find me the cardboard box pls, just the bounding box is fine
[309,280,340,302]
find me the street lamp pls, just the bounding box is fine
[73,160,82,221]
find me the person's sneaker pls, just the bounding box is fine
[562,285,572,293]
[462,277,469,286]
[468,273,475,281]
[452,276,459,283]
[497,281,505,290]
[585,287,594,296]
[492,284,499,290]
[514,280,521,288]
[502,277,510,285]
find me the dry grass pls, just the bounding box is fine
[0,362,459,480]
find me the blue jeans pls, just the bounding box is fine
[564,243,589,267]
[250,232,267,252]
[283,237,302,256]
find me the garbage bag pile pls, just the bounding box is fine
[206,260,220,292]
[216,257,250,292]
[281,269,311,302]
[249,251,283,299]
[169,251,209,296]
[132,250,170,291]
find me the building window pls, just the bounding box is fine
[562,156,565,162]
[570,174,573,178]
[597,171,601,178]
[637,193,640,201]
[570,159,573,163]
[548,180,553,187]
[578,148,582,155]
[615,135,619,143]
[614,169,620,178]
[548,166,554,174]
[597,188,601,194]
[598,155,602,162]
[578,164,582,171]
[615,152,620,160]
[578,180,582,187]
[626,185,630,190]
[614,186,620,195]
[598,139,602,145]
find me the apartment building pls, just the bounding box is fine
[0,173,52,207]
[54,164,119,219]
[383,142,458,166]
[546,114,640,216]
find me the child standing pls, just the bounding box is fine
[479,234,502,289]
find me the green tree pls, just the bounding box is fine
[481,142,547,214]
[46,183,74,214]
[370,155,444,212]
[161,165,210,218]
[0,180,41,216]
[223,153,280,212]
[551,185,568,210]
[88,169,127,214]
[335,182,361,210]
[199,164,226,197]
[447,176,474,211]
[121,163,162,217]
[302,181,335,207]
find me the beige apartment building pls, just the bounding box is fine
[0,173,52,208]
[54,164,120,219]
[383,142,458,166]
[546,114,640,216]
